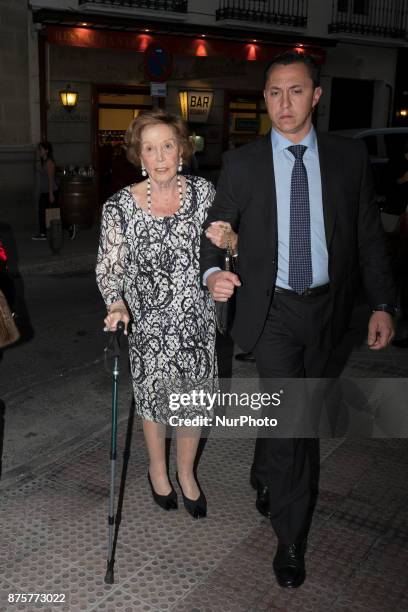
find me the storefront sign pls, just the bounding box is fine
[45,26,326,65]
[150,82,167,97]
[179,90,214,123]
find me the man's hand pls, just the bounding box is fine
[367,311,395,350]
[207,270,241,302]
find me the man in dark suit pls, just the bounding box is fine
[200,52,396,588]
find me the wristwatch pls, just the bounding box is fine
[372,304,398,317]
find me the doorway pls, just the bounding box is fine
[93,85,154,203]
[223,91,271,151]
[329,78,374,131]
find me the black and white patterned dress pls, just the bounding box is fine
[96,175,217,423]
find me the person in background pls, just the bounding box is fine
[32,142,75,241]
[32,142,59,241]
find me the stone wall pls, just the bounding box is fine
[0,1,36,229]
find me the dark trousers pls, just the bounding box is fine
[252,291,333,546]
[38,191,58,235]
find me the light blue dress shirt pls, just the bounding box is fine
[203,127,329,288]
[272,127,329,289]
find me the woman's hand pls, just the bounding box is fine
[104,300,130,335]
[205,221,238,254]
[49,193,55,205]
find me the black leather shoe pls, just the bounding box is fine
[147,472,178,511]
[255,483,271,519]
[273,541,306,588]
[176,473,207,519]
[235,352,256,362]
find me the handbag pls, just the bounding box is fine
[45,206,61,229]
[0,288,20,349]
[215,235,237,336]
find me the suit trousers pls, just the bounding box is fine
[253,290,333,546]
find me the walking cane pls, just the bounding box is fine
[104,320,136,585]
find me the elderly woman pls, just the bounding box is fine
[96,109,234,519]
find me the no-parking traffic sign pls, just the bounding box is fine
[144,43,173,82]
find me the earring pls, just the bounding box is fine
[141,165,147,177]
[178,157,183,173]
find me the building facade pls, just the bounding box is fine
[2,0,408,227]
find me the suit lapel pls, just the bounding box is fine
[255,133,278,239]
[255,132,337,252]
[317,133,338,249]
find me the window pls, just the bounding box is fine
[337,0,369,14]
[225,93,270,150]
[353,0,369,16]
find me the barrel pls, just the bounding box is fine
[60,176,97,228]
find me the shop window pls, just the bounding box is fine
[98,92,152,146]
[96,88,153,201]
[225,93,271,150]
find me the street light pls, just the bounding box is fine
[59,85,78,112]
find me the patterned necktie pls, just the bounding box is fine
[287,144,313,294]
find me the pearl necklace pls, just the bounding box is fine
[146,175,184,216]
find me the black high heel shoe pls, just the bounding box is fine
[147,472,178,511]
[176,473,207,519]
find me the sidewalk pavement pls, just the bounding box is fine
[2,225,99,278]
[1,225,408,611]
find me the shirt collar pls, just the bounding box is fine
[271,126,317,154]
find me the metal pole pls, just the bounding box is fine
[107,354,119,559]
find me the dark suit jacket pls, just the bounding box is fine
[200,132,396,352]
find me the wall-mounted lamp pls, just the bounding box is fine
[246,44,258,61]
[179,91,188,121]
[59,84,78,111]
[195,41,208,57]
